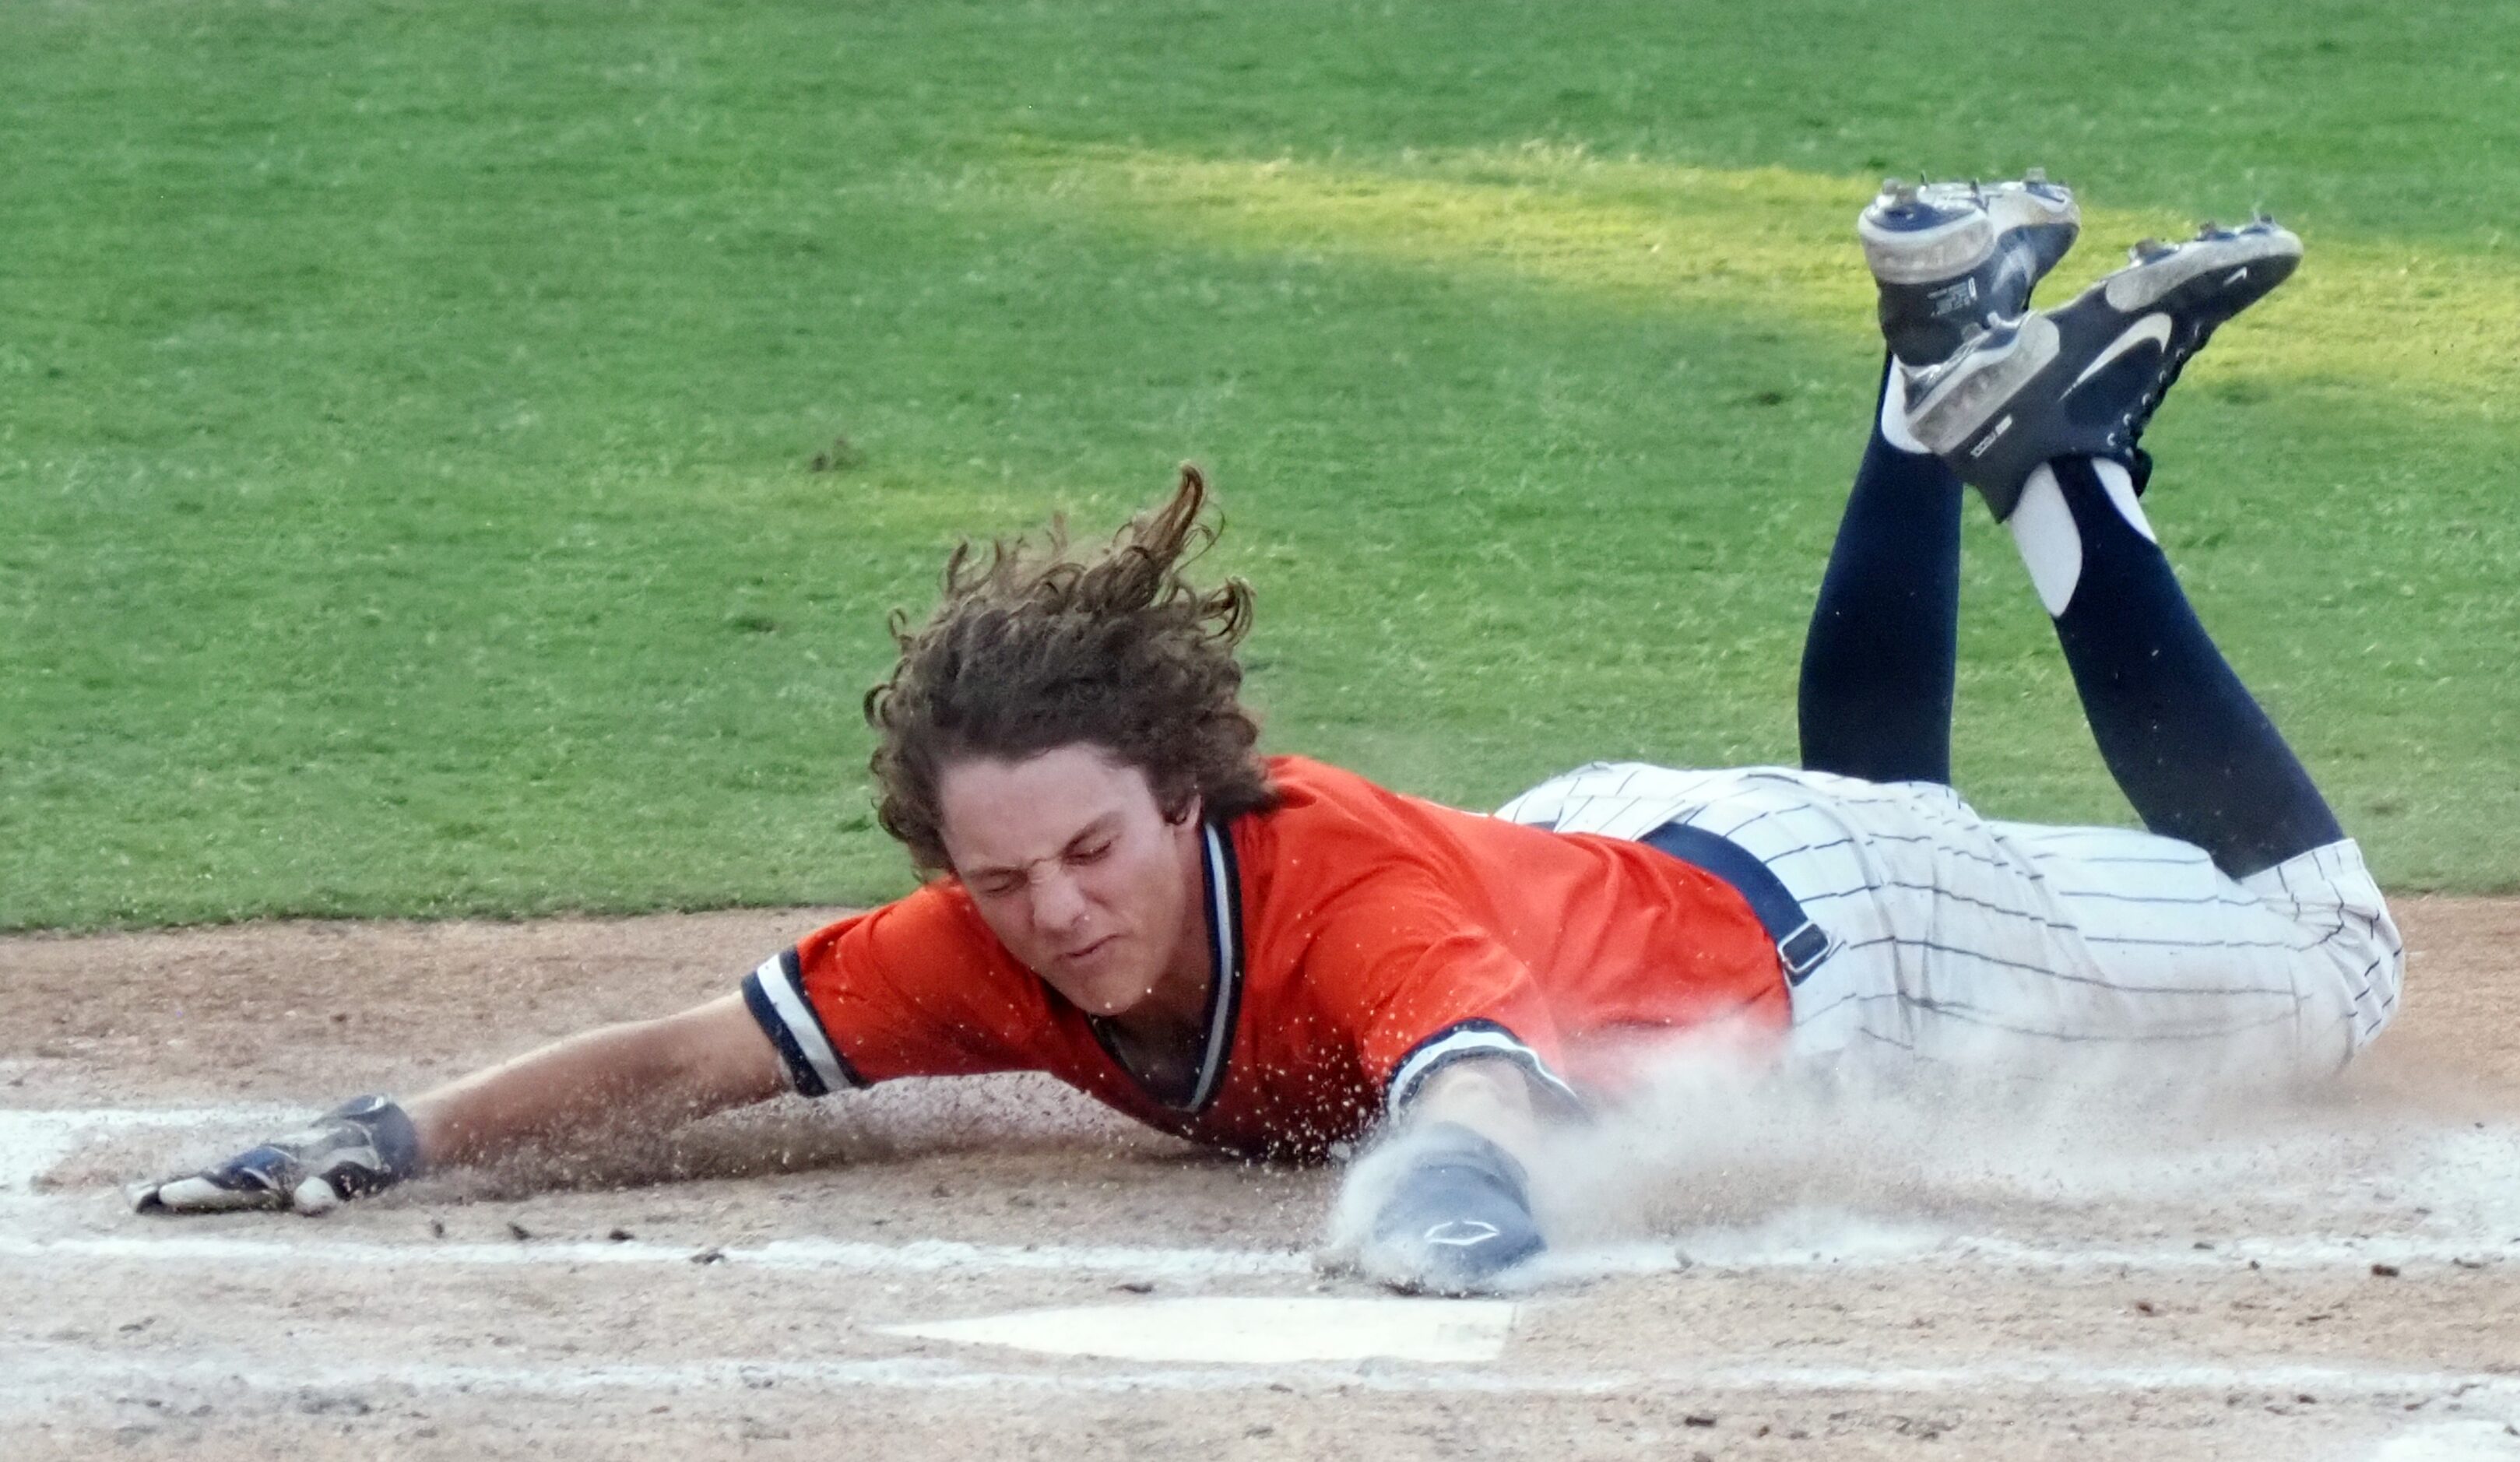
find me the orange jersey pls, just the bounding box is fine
[743,756,1786,1157]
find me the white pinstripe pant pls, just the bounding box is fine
[1497,762,2402,1075]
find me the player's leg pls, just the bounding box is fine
[1798,177,2078,785]
[1873,216,2399,1067]
[1794,359,1966,785]
[1905,218,2342,878]
[2012,455,2342,875]
[1494,757,2393,1073]
[1525,207,2393,1077]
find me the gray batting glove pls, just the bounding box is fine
[132,1095,423,1216]
[1359,1123,1547,1295]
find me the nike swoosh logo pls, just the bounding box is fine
[2068,313,2174,392]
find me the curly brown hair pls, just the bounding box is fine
[863,466,1278,874]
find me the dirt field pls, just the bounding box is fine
[4,898,2516,1460]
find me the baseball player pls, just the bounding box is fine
[136,174,2399,1297]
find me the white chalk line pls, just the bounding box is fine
[1576,1228,2518,1278]
[0,1105,299,1195]
[7,1105,2515,1281]
[5,1341,2519,1408]
[0,1231,1313,1278]
[3,1227,2508,1285]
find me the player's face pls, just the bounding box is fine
[936,744,1208,1021]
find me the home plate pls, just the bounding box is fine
[2367,1423,2520,1462]
[878,1296,1517,1364]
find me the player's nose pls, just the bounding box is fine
[1028,868,1090,933]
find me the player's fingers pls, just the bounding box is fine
[289,1175,343,1215]
[1355,1239,1435,1295]
[133,1172,289,1214]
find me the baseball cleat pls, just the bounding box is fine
[1860,171,2080,367]
[1903,216,2301,519]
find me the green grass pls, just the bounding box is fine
[5,0,2517,927]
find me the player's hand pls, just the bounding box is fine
[132,1095,423,1216]
[1361,1122,1546,1295]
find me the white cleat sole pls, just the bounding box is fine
[1859,208,1997,283]
[2104,226,2303,311]
[1859,181,2079,285]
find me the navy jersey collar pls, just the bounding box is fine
[1088,820,1246,1113]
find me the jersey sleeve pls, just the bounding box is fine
[741,885,1043,1096]
[1302,865,1583,1116]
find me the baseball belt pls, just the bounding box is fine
[1640,821,1837,987]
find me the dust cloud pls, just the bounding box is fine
[1324,1028,2511,1288]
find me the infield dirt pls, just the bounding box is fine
[3,898,2516,1460]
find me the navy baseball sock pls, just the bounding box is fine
[1798,356,1965,785]
[2009,456,2344,877]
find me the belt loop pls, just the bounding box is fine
[1777,920,1833,982]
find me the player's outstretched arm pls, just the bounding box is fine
[134,993,789,1216]
[1352,1057,1551,1295]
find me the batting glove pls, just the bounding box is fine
[1362,1122,1546,1295]
[132,1095,422,1216]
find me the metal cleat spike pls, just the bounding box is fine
[2024,166,2049,184]
[2195,219,2222,239]
[2130,237,2170,262]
